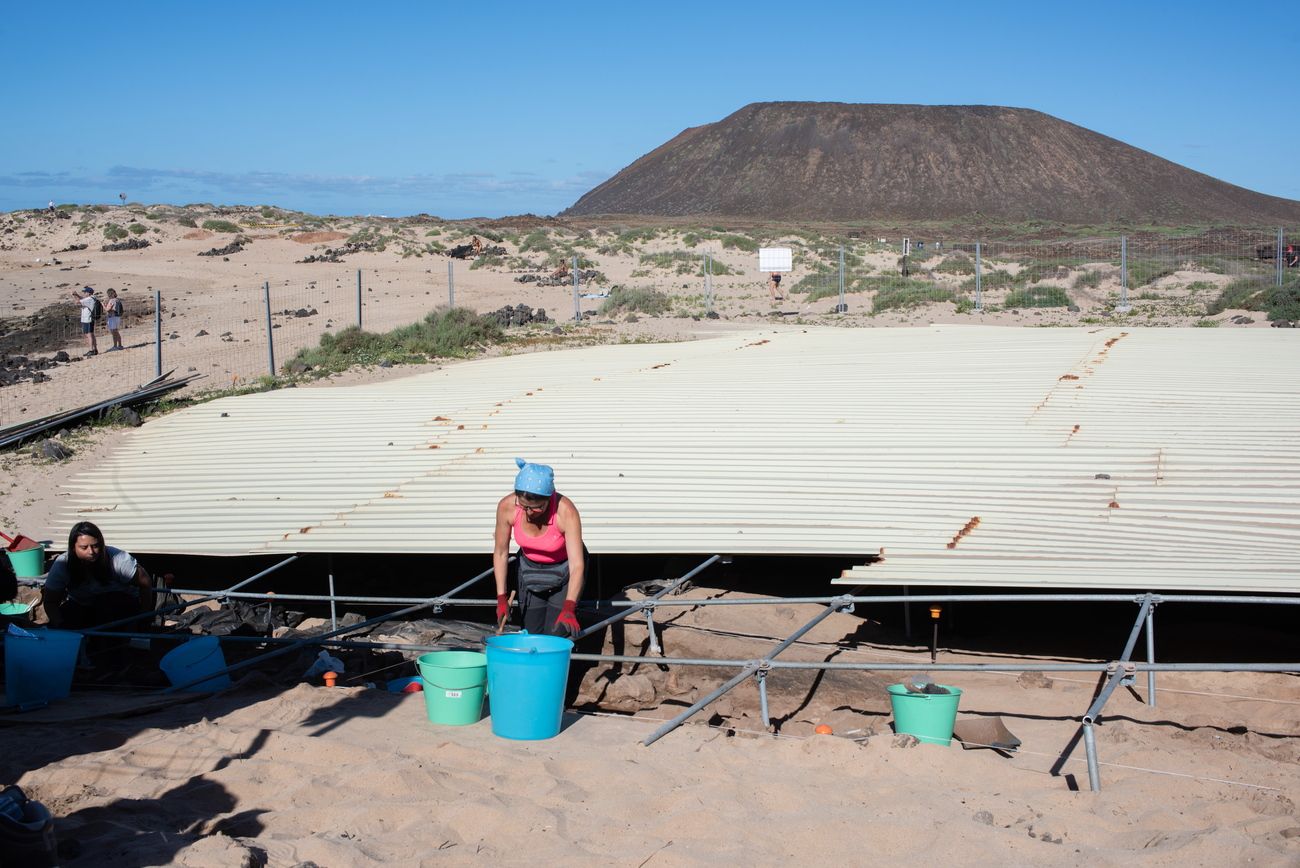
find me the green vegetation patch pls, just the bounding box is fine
[519,230,554,253]
[288,308,504,373]
[128,223,148,235]
[934,254,975,275]
[599,286,672,316]
[202,219,241,233]
[1207,275,1300,321]
[719,233,758,252]
[103,224,128,241]
[1004,286,1071,308]
[639,250,705,275]
[1073,270,1103,289]
[1128,259,1177,288]
[872,282,957,313]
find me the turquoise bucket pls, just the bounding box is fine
[887,684,963,746]
[159,637,232,692]
[6,546,45,579]
[4,628,82,709]
[417,651,487,726]
[484,632,573,740]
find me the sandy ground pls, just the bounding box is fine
[1,589,1297,866]
[2,207,1296,865]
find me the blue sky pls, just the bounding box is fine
[2,1,1296,218]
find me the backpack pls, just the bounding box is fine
[91,297,104,320]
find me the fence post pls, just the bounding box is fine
[705,252,713,313]
[1278,227,1285,288]
[835,244,848,312]
[264,281,275,377]
[1116,235,1131,312]
[356,269,362,328]
[975,242,983,312]
[572,254,581,322]
[154,290,162,378]
[447,260,455,308]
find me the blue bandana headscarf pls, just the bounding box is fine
[513,457,555,497]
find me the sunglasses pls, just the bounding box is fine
[515,496,549,511]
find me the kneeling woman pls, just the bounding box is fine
[493,458,584,637]
[40,521,153,629]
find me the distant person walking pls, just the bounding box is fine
[104,289,124,351]
[73,286,99,356]
[768,272,783,304]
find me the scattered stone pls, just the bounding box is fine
[1017,671,1053,689]
[1272,320,1295,328]
[37,438,72,460]
[514,268,604,287]
[1067,304,1080,312]
[486,304,551,327]
[973,811,994,826]
[705,310,720,319]
[110,407,143,427]
[1094,472,1111,479]
[1230,315,1255,325]
[378,360,393,368]
[198,240,246,257]
[284,360,312,375]
[101,237,151,252]
[57,243,88,253]
[625,314,639,324]
[195,329,209,337]
[892,733,920,749]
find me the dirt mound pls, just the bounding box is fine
[290,231,348,244]
[563,102,1300,224]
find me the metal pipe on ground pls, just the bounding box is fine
[159,564,495,693]
[574,555,720,642]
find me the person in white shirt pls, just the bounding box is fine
[73,286,99,356]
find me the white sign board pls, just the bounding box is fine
[758,247,793,273]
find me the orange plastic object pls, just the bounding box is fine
[323,671,338,687]
[814,724,833,735]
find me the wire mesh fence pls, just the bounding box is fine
[2,227,1297,430]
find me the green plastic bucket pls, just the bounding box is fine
[417,651,487,726]
[6,546,46,579]
[887,684,963,746]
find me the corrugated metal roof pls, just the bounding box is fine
[62,326,1300,593]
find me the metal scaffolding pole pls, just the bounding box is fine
[84,555,300,634]
[642,594,853,745]
[1078,595,1153,792]
[574,555,720,641]
[159,564,496,693]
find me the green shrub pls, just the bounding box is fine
[1194,318,1220,327]
[520,230,553,253]
[1004,287,1071,308]
[177,216,198,228]
[639,250,704,275]
[719,234,757,252]
[1128,259,1177,288]
[616,227,659,245]
[960,269,1014,291]
[599,286,672,316]
[872,282,956,312]
[202,219,241,233]
[128,223,148,235]
[103,224,128,241]
[934,254,975,275]
[1073,269,1103,289]
[470,254,505,270]
[1014,262,1067,285]
[288,307,503,373]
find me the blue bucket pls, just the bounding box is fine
[4,628,82,709]
[159,636,232,692]
[484,632,573,740]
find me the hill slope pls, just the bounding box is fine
[563,102,1300,224]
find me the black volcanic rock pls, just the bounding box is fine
[562,102,1300,224]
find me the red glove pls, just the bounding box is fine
[554,600,580,635]
[496,594,509,621]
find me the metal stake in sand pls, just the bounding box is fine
[263,281,275,377]
[1116,235,1131,313]
[447,260,455,307]
[974,242,983,312]
[356,269,363,328]
[835,245,847,313]
[153,290,162,378]
[1277,226,1285,288]
[572,254,581,322]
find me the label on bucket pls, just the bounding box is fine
[445,690,462,698]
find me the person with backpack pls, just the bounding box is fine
[72,286,100,356]
[104,288,124,351]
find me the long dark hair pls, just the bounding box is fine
[65,521,109,585]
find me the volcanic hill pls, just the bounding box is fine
[563,102,1300,225]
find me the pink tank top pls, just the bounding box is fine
[513,493,567,564]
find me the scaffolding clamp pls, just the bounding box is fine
[834,594,855,615]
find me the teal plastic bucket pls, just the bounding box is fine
[887,684,963,746]
[484,633,573,740]
[159,637,232,692]
[6,546,45,579]
[4,628,82,708]
[416,651,487,726]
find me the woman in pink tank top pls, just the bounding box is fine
[493,458,586,636]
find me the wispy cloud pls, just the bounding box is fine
[0,165,612,215]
